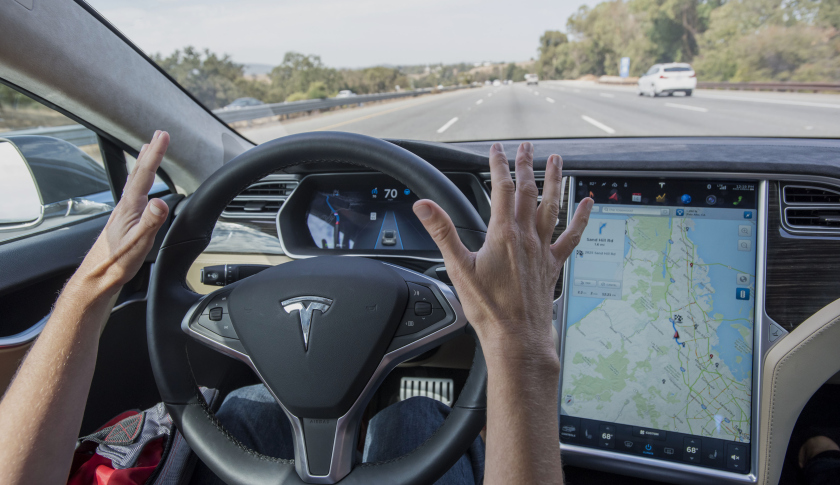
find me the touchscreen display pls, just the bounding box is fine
[559,177,757,474]
[305,181,436,251]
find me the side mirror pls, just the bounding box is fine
[0,139,43,230]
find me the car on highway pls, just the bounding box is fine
[637,63,697,97]
[2,3,840,485]
[221,97,265,110]
[492,79,501,86]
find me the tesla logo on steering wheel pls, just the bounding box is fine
[281,296,332,351]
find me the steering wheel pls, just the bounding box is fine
[147,132,488,485]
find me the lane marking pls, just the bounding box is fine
[697,93,840,109]
[476,99,484,105]
[534,91,540,95]
[488,93,493,97]
[315,94,446,131]
[665,102,708,113]
[546,97,555,103]
[581,115,616,134]
[437,117,459,134]
[573,89,581,93]
[600,93,615,98]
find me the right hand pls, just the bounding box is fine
[413,142,593,364]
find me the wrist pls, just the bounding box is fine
[63,271,122,305]
[482,336,561,380]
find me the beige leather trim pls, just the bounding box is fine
[186,253,293,294]
[759,298,840,485]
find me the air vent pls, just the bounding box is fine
[784,208,840,228]
[223,199,284,215]
[783,185,840,205]
[239,182,296,198]
[222,178,298,219]
[780,182,840,234]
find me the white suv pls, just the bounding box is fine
[638,63,696,97]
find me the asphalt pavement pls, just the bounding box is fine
[240,81,840,144]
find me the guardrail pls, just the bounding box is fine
[214,85,472,123]
[1,85,475,146]
[697,81,840,93]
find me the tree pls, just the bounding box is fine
[268,52,342,102]
[153,47,250,109]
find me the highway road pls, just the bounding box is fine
[241,81,840,144]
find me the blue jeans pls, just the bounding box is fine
[190,384,484,484]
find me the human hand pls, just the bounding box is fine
[413,142,592,365]
[74,131,171,295]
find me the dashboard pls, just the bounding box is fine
[198,137,840,485]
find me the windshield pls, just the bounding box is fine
[88,0,840,142]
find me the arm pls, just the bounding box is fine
[413,142,592,484]
[0,131,172,485]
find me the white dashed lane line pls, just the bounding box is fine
[534,91,540,96]
[546,97,555,103]
[600,93,615,98]
[436,117,459,134]
[581,115,616,134]
[476,99,484,105]
[665,103,708,112]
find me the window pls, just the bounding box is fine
[0,83,114,244]
[664,66,692,72]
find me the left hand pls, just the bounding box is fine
[74,131,171,294]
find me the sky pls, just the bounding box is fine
[85,0,599,68]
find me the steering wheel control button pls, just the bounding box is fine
[598,424,616,449]
[726,442,748,472]
[203,294,230,315]
[632,426,666,441]
[208,307,223,321]
[414,301,433,316]
[407,282,442,309]
[197,313,239,339]
[683,437,701,463]
[394,308,447,336]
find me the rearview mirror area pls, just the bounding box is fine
[0,139,43,228]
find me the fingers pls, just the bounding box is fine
[488,143,514,225]
[536,154,563,241]
[139,199,169,233]
[413,200,471,267]
[124,131,169,201]
[550,197,593,262]
[124,144,149,191]
[514,142,538,224]
[122,199,170,267]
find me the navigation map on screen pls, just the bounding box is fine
[560,178,757,447]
